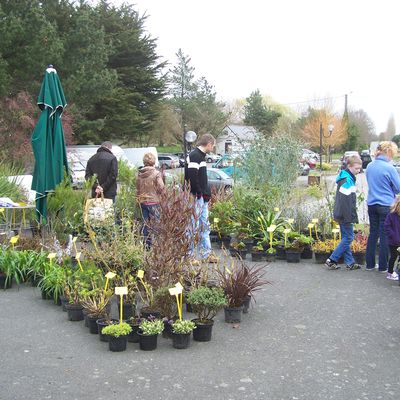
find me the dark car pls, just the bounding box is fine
[206,168,234,192]
[360,150,372,169]
[174,152,185,167]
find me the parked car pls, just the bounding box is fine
[205,152,221,163]
[158,154,179,169]
[360,150,372,169]
[206,168,234,191]
[69,161,86,189]
[302,149,320,161]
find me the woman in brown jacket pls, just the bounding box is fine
[136,153,165,247]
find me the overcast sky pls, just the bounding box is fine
[112,0,399,134]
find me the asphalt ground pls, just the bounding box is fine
[1,251,400,400]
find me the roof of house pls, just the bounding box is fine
[219,124,258,141]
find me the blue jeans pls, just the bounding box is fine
[330,223,355,265]
[140,204,159,248]
[189,198,211,260]
[366,204,390,270]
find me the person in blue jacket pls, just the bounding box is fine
[325,155,363,270]
[365,141,400,272]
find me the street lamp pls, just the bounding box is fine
[183,129,197,168]
[319,122,334,170]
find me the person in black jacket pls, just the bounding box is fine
[185,133,217,263]
[85,142,118,201]
[325,155,362,270]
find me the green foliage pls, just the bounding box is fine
[345,122,360,151]
[139,319,164,335]
[186,286,227,321]
[115,160,137,219]
[172,319,196,334]
[209,200,235,237]
[102,322,132,337]
[244,89,281,137]
[0,162,26,202]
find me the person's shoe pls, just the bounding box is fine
[346,263,361,270]
[378,269,388,273]
[365,266,375,271]
[325,258,340,270]
[387,272,399,281]
[205,253,219,263]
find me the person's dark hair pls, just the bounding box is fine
[101,141,112,150]
[197,133,215,147]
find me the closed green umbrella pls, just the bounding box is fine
[31,65,69,222]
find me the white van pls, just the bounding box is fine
[123,147,159,168]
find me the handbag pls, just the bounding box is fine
[84,194,114,225]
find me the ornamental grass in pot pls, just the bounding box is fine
[81,288,112,334]
[138,318,164,351]
[102,322,132,352]
[186,286,227,342]
[216,259,270,322]
[171,320,197,349]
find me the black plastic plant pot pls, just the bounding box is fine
[301,246,313,259]
[117,302,135,320]
[140,308,162,320]
[60,296,69,312]
[109,335,128,352]
[192,319,214,342]
[65,303,84,321]
[224,306,244,323]
[276,246,286,260]
[251,252,263,262]
[265,253,276,262]
[353,252,366,265]
[242,295,251,314]
[220,236,231,249]
[172,332,191,349]
[87,315,101,334]
[138,333,159,351]
[127,323,140,343]
[186,302,193,313]
[83,308,89,327]
[286,250,301,263]
[314,252,330,264]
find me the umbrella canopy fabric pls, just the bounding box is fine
[31,66,69,222]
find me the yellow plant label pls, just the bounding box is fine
[213,218,220,223]
[283,228,291,234]
[169,287,177,296]
[307,223,314,229]
[48,253,57,260]
[137,270,144,279]
[105,272,116,279]
[267,225,276,232]
[274,207,280,212]
[312,218,319,224]
[287,218,294,224]
[72,236,77,243]
[10,236,19,244]
[0,208,4,214]
[115,286,128,296]
[175,282,184,292]
[75,252,81,260]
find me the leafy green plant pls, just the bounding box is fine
[186,286,227,322]
[38,265,67,303]
[102,322,132,337]
[139,319,164,335]
[0,249,27,288]
[172,319,196,334]
[81,288,112,318]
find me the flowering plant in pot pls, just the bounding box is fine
[229,240,247,259]
[171,319,197,349]
[312,239,335,263]
[216,259,270,323]
[186,286,227,342]
[102,322,132,352]
[138,318,164,351]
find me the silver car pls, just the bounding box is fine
[207,168,234,191]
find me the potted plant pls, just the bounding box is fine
[81,289,112,334]
[299,235,314,259]
[102,322,132,352]
[265,247,276,262]
[250,243,264,262]
[64,278,86,321]
[312,239,335,264]
[171,319,197,349]
[96,318,118,342]
[285,239,305,263]
[186,286,227,342]
[138,318,164,351]
[216,261,269,323]
[229,241,247,259]
[351,231,368,264]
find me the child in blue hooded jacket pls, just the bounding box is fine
[325,155,363,270]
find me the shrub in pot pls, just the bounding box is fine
[102,322,132,352]
[251,243,264,262]
[312,240,335,264]
[81,289,112,334]
[186,286,227,342]
[285,238,305,263]
[229,241,247,259]
[138,318,164,351]
[171,319,196,349]
[265,247,276,262]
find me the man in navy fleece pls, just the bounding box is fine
[185,133,218,263]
